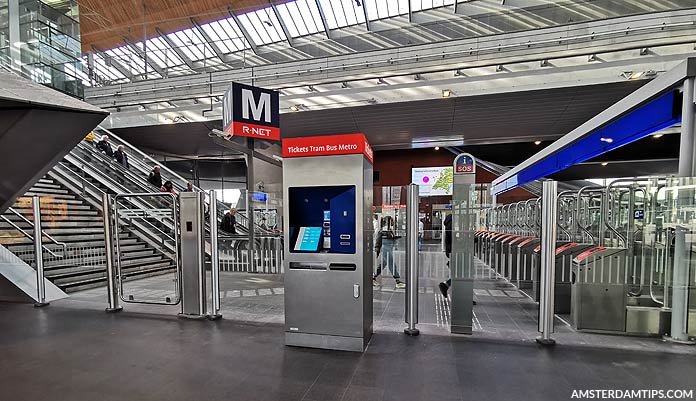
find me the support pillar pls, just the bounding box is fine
[537,180,557,346]
[668,77,696,344]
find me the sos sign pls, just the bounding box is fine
[454,153,475,174]
[223,82,280,141]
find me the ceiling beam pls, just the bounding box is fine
[190,17,229,64]
[123,38,165,77]
[454,0,459,14]
[314,0,332,39]
[155,28,196,70]
[270,1,294,47]
[408,0,413,22]
[228,7,259,55]
[361,1,371,31]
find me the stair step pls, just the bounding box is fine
[27,186,70,195]
[10,207,98,215]
[0,221,103,230]
[24,192,78,200]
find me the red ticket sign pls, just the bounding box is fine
[283,133,374,163]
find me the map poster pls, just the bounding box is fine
[412,167,453,196]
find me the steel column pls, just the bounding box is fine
[404,183,420,336]
[536,180,557,345]
[32,196,48,307]
[102,193,122,312]
[668,77,696,343]
[208,190,222,320]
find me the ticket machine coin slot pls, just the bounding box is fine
[329,263,357,271]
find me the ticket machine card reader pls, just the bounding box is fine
[322,210,331,249]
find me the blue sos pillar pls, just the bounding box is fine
[451,153,477,334]
[282,134,374,352]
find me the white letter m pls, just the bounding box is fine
[241,89,271,123]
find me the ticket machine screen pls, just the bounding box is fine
[288,185,356,254]
[293,227,323,252]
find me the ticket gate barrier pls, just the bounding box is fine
[515,237,539,290]
[105,192,210,319]
[530,241,594,313]
[571,246,629,332]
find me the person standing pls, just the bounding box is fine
[96,135,113,157]
[113,145,129,169]
[148,166,162,189]
[220,208,237,235]
[183,182,194,192]
[161,180,176,194]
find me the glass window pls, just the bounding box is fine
[201,18,249,53]
[276,0,323,37]
[318,0,366,29]
[143,37,185,68]
[237,7,285,45]
[167,28,216,61]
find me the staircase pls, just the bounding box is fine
[0,176,176,293]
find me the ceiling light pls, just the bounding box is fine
[366,98,377,104]
[629,71,645,80]
[434,146,440,151]
[600,137,613,143]
[534,140,542,145]
[495,65,504,72]
[377,78,387,85]
[540,60,549,67]
[454,69,465,77]
[442,89,452,98]
[340,82,349,88]
[290,105,299,112]
[414,73,422,81]
[601,162,608,166]
[588,54,597,62]
[307,85,317,92]
[652,133,664,139]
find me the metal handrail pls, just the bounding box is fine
[575,186,605,244]
[51,161,178,257]
[0,215,61,258]
[6,207,68,253]
[95,127,273,234]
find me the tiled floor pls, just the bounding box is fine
[3,250,696,400]
[63,252,696,354]
[1,300,695,401]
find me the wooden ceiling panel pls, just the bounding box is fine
[78,0,288,52]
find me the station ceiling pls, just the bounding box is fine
[78,0,694,86]
[109,79,682,181]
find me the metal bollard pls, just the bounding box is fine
[103,193,122,313]
[32,196,48,307]
[404,183,420,336]
[208,191,222,320]
[536,181,557,346]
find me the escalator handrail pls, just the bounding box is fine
[95,128,275,235]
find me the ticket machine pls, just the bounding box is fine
[282,134,373,352]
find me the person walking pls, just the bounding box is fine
[96,135,113,157]
[113,145,129,169]
[148,166,162,189]
[438,214,475,304]
[373,216,405,289]
[220,207,237,235]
